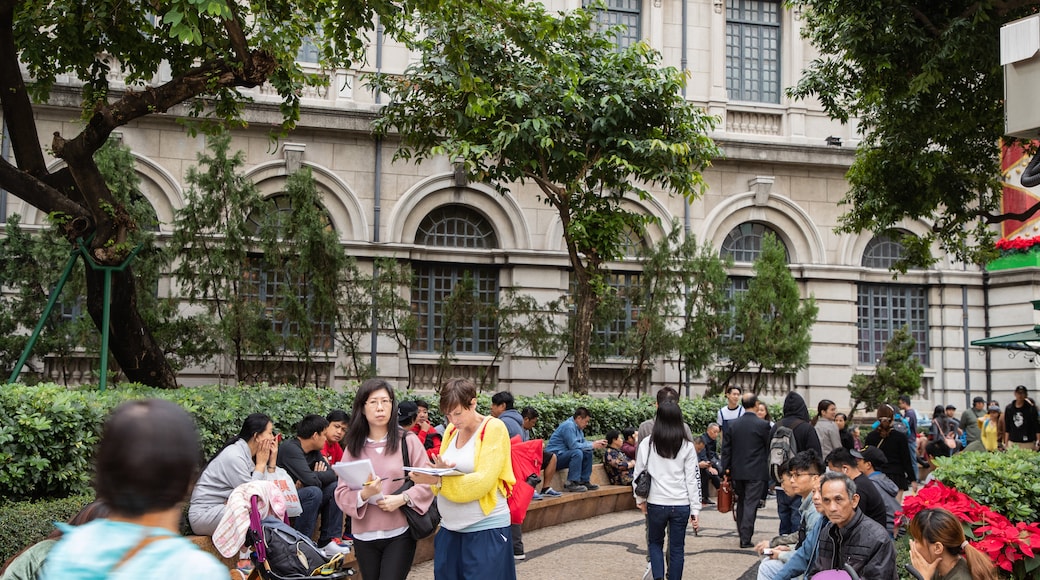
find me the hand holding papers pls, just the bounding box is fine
[331,459,384,504]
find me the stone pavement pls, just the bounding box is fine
[407,498,782,579]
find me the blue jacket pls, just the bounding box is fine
[545,417,591,454]
[775,494,824,580]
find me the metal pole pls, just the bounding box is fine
[7,249,81,384]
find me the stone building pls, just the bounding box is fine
[3,0,1034,410]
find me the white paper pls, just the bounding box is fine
[331,459,384,504]
[403,466,465,477]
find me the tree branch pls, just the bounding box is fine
[0,156,89,219]
[908,7,941,38]
[0,0,48,176]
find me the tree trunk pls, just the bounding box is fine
[84,266,177,388]
[571,270,599,395]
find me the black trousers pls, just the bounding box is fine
[733,479,767,545]
[699,468,720,501]
[353,530,417,580]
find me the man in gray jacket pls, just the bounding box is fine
[805,472,897,579]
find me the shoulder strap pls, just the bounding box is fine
[111,534,170,573]
[400,432,411,467]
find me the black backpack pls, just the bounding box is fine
[769,421,801,484]
[248,516,354,579]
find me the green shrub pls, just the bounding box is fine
[931,447,1040,522]
[0,493,94,565]
[0,384,727,504]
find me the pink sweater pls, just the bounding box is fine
[334,431,435,535]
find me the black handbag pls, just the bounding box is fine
[391,435,441,540]
[634,469,652,498]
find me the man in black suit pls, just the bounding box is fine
[721,393,772,548]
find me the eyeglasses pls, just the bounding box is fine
[365,398,392,408]
[785,471,817,480]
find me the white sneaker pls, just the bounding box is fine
[321,540,352,555]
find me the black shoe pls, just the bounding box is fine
[758,499,767,509]
[580,480,600,491]
[702,499,715,505]
[740,542,754,549]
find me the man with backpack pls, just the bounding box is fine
[769,392,822,536]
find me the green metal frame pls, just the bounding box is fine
[6,238,142,391]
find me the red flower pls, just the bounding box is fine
[997,235,1040,256]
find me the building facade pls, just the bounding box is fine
[4,0,1035,410]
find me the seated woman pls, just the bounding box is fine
[603,429,634,485]
[40,399,228,579]
[188,413,279,536]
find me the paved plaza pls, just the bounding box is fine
[408,500,779,579]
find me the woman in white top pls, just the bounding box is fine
[633,402,701,580]
[813,399,842,459]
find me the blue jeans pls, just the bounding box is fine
[553,447,593,483]
[775,487,801,535]
[908,440,919,481]
[646,503,690,580]
[295,480,343,545]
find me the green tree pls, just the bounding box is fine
[371,257,418,386]
[714,234,818,394]
[371,0,721,393]
[847,325,924,420]
[788,0,1040,269]
[479,290,566,391]
[0,0,445,387]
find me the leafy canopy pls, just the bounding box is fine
[789,0,1040,269]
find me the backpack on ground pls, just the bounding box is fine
[245,496,355,579]
[769,421,800,484]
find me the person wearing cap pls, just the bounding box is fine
[864,404,916,499]
[856,446,900,538]
[979,405,1004,452]
[1004,386,1040,451]
[960,397,987,446]
[398,401,420,430]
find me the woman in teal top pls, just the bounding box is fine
[41,399,228,580]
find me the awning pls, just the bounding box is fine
[971,300,1040,354]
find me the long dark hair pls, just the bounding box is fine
[812,399,834,427]
[345,378,401,458]
[651,402,690,460]
[210,412,272,463]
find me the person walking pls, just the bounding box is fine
[773,393,822,536]
[1004,385,1040,451]
[722,393,772,548]
[632,402,701,580]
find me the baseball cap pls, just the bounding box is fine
[859,446,888,467]
[988,404,1001,412]
[973,396,986,404]
[848,449,863,460]
[398,401,419,426]
[1015,385,1028,394]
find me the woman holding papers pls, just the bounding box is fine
[408,377,516,580]
[335,378,433,580]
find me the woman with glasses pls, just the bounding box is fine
[335,379,434,580]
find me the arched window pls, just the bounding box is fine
[720,222,788,263]
[412,205,499,354]
[857,232,929,365]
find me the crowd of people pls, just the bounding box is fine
[5,382,1036,580]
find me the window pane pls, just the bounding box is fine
[857,284,929,365]
[241,256,335,351]
[726,0,781,103]
[584,0,641,51]
[411,264,499,353]
[720,222,788,263]
[862,231,922,270]
[415,206,498,249]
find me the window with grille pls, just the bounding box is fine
[725,0,781,103]
[720,222,788,263]
[240,194,336,352]
[857,284,928,365]
[595,271,642,357]
[722,276,750,340]
[862,231,920,270]
[584,0,641,51]
[412,205,499,354]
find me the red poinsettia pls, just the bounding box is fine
[996,235,1040,255]
[898,481,1040,576]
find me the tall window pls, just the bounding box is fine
[584,0,641,51]
[594,271,642,357]
[857,233,929,365]
[726,0,781,103]
[241,194,335,351]
[412,205,499,354]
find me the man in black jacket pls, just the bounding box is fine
[697,423,721,505]
[771,392,822,535]
[806,472,897,579]
[824,448,888,533]
[277,414,349,555]
[722,394,772,548]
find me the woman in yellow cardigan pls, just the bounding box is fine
[409,378,516,579]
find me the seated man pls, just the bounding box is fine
[756,451,823,580]
[522,406,561,497]
[805,472,896,579]
[824,448,888,532]
[697,423,722,505]
[544,407,607,492]
[277,414,350,556]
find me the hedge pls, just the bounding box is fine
[0,493,94,566]
[0,382,743,504]
[930,446,1040,522]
